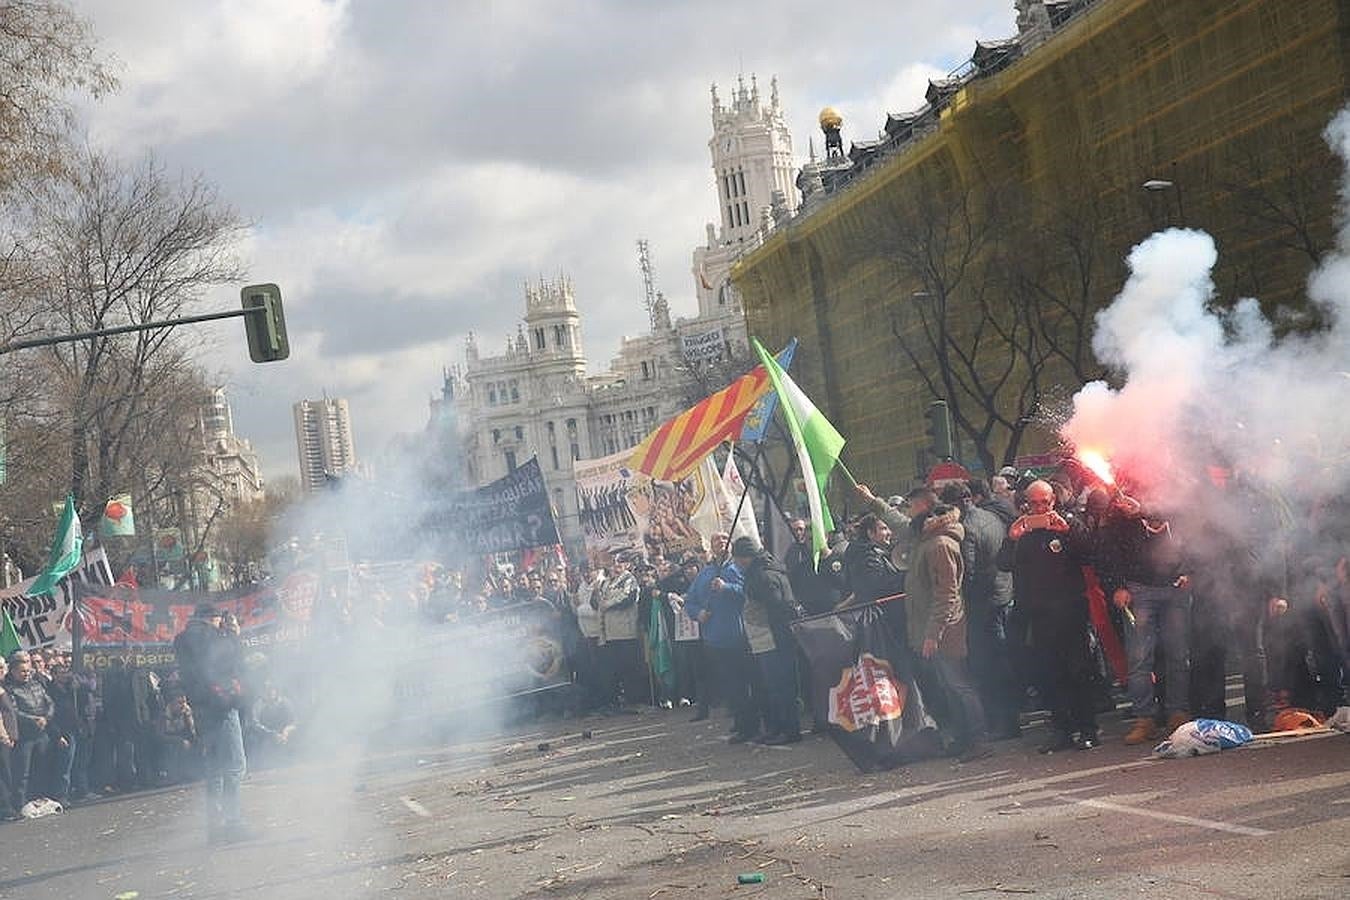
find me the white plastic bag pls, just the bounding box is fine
[1327,707,1350,733]
[19,797,63,819]
[1152,718,1253,758]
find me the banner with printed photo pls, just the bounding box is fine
[574,449,715,565]
[573,449,644,567]
[0,546,114,652]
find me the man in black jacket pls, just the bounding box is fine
[174,603,251,843]
[5,650,55,805]
[731,537,805,745]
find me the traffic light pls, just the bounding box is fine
[925,399,954,461]
[241,283,290,363]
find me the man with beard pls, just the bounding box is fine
[173,603,252,843]
[730,537,805,745]
[998,480,1099,752]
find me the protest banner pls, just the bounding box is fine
[389,599,570,721]
[72,570,320,668]
[0,546,114,651]
[680,326,726,362]
[427,456,560,555]
[791,602,941,772]
[575,449,713,565]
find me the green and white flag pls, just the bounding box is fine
[751,338,846,569]
[26,495,84,598]
[0,609,21,658]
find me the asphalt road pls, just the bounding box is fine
[1,709,1347,900]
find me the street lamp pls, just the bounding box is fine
[1142,168,1185,223]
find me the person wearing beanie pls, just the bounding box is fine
[730,537,805,745]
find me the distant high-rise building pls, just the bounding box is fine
[293,397,357,492]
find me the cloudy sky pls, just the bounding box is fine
[70,0,1013,481]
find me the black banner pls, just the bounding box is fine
[791,602,941,773]
[429,457,560,554]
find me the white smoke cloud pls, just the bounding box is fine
[1062,103,1350,578]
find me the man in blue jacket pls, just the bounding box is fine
[684,533,756,739]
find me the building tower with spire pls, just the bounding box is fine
[692,73,797,320]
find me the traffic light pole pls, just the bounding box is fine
[0,306,264,355]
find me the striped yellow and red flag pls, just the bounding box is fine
[627,367,772,483]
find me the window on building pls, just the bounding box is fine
[605,437,616,454]
[488,385,497,405]
[726,205,734,228]
[570,441,580,461]
[742,200,750,224]
[553,324,565,347]
[566,418,577,438]
[534,328,546,350]
[640,361,651,380]
[505,450,517,471]
[492,429,500,444]
[510,380,519,402]
[547,421,556,438]
[550,445,559,470]
[738,170,746,195]
[515,425,523,440]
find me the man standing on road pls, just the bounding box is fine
[730,537,805,745]
[684,533,756,737]
[173,603,251,843]
[5,650,55,806]
[905,505,992,762]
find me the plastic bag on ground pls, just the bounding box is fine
[1152,718,1253,758]
[19,798,63,818]
[1326,707,1350,732]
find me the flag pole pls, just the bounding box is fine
[722,442,766,561]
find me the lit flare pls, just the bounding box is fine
[1078,449,1116,486]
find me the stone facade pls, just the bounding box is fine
[447,74,794,555]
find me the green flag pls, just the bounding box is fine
[752,338,846,569]
[26,495,84,597]
[0,609,20,657]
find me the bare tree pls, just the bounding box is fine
[0,0,115,190]
[22,151,246,518]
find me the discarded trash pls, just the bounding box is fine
[537,742,551,752]
[1327,707,1350,732]
[19,798,62,819]
[581,730,593,739]
[114,893,140,900]
[1272,708,1325,732]
[737,873,766,884]
[1152,718,1253,758]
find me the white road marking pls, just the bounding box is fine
[400,796,433,818]
[1063,796,1272,836]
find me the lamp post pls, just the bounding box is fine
[1142,166,1185,224]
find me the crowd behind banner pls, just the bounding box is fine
[3,456,1347,822]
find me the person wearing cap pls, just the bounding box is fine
[597,553,645,710]
[730,536,805,745]
[684,532,752,730]
[173,604,251,843]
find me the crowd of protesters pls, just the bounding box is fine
[3,460,1346,829]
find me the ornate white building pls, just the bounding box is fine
[444,74,795,555]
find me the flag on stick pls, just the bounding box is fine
[628,342,797,484]
[751,338,845,568]
[26,495,84,598]
[0,609,21,657]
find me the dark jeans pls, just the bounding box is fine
[917,653,986,751]
[673,640,702,705]
[13,734,50,804]
[570,637,605,712]
[600,640,647,707]
[1029,608,1099,737]
[0,742,16,814]
[47,734,76,802]
[967,600,1021,735]
[754,648,800,739]
[1191,592,1267,723]
[707,645,759,737]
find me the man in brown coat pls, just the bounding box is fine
[907,505,991,762]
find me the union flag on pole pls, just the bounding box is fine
[628,343,792,483]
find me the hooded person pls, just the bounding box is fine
[730,536,805,745]
[173,603,251,843]
[906,505,992,762]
